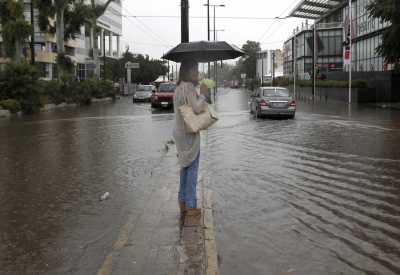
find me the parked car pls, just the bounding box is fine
[133,85,155,103]
[151,82,176,108]
[250,87,296,119]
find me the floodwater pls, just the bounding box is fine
[0,89,400,275]
[203,89,400,275]
[0,100,177,274]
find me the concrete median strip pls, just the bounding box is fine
[201,177,219,275]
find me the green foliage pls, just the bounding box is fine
[0,0,32,61]
[274,77,292,87]
[0,63,41,113]
[367,0,400,66]
[40,77,116,106]
[245,78,261,91]
[106,50,168,83]
[56,53,75,74]
[274,77,368,89]
[240,41,261,79]
[0,99,22,113]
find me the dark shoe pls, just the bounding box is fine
[184,208,202,227]
[179,202,186,216]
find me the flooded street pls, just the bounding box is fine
[1,89,400,274]
[204,89,400,275]
[0,100,177,274]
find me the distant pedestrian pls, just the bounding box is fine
[173,59,208,226]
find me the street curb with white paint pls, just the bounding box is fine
[201,177,219,275]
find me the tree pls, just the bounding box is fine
[106,49,168,84]
[0,0,32,63]
[240,40,261,79]
[367,0,400,69]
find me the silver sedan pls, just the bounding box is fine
[250,87,296,119]
[133,85,155,103]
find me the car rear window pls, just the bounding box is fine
[137,85,153,91]
[159,83,176,92]
[262,89,289,97]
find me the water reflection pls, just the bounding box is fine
[204,88,400,275]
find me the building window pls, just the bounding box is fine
[77,64,87,81]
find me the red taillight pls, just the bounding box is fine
[260,100,268,107]
[289,100,296,107]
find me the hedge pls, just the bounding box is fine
[0,99,22,113]
[274,77,368,89]
[0,63,117,114]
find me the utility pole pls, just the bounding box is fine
[272,51,275,86]
[348,0,352,104]
[168,60,170,81]
[181,0,189,43]
[207,0,210,78]
[261,53,264,86]
[30,0,35,64]
[312,24,316,101]
[103,31,106,80]
[293,36,296,99]
[214,5,217,101]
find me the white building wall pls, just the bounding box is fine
[256,50,273,82]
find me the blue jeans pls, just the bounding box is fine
[179,153,200,209]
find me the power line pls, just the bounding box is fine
[120,6,175,48]
[123,15,285,20]
[257,0,299,42]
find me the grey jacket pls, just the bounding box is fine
[173,82,207,168]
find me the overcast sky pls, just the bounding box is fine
[120,0,306,60]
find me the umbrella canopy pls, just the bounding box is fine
[162,41,244,63]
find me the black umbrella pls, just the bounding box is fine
[162,41,244,63]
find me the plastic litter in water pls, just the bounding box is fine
[100,192,110,201]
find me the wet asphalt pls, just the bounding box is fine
[1,88,400,275]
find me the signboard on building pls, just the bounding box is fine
[125,62,140,69]
[241,73,246,79]
[343,48,351,65]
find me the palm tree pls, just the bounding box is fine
[35,0,115,78]
[0,0,32,63]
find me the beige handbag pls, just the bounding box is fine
[179,95,218,133]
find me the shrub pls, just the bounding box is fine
[98,80,116,99]
[277,79,368,89]
[0,99,22,113]
[274,77,292,87]
[39,80,64,105]
[0,63,41,114]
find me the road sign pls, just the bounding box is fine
[125,62,140,69]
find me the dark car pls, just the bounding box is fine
[151,82,176,108]
[250,87,296,119]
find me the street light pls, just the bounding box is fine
[204,3,225,80]
[204,3,225,102]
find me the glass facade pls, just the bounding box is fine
[284,0,393,78]
[283,26,343,79]
[342,0,390,72]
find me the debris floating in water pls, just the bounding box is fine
[100,192,110,201]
